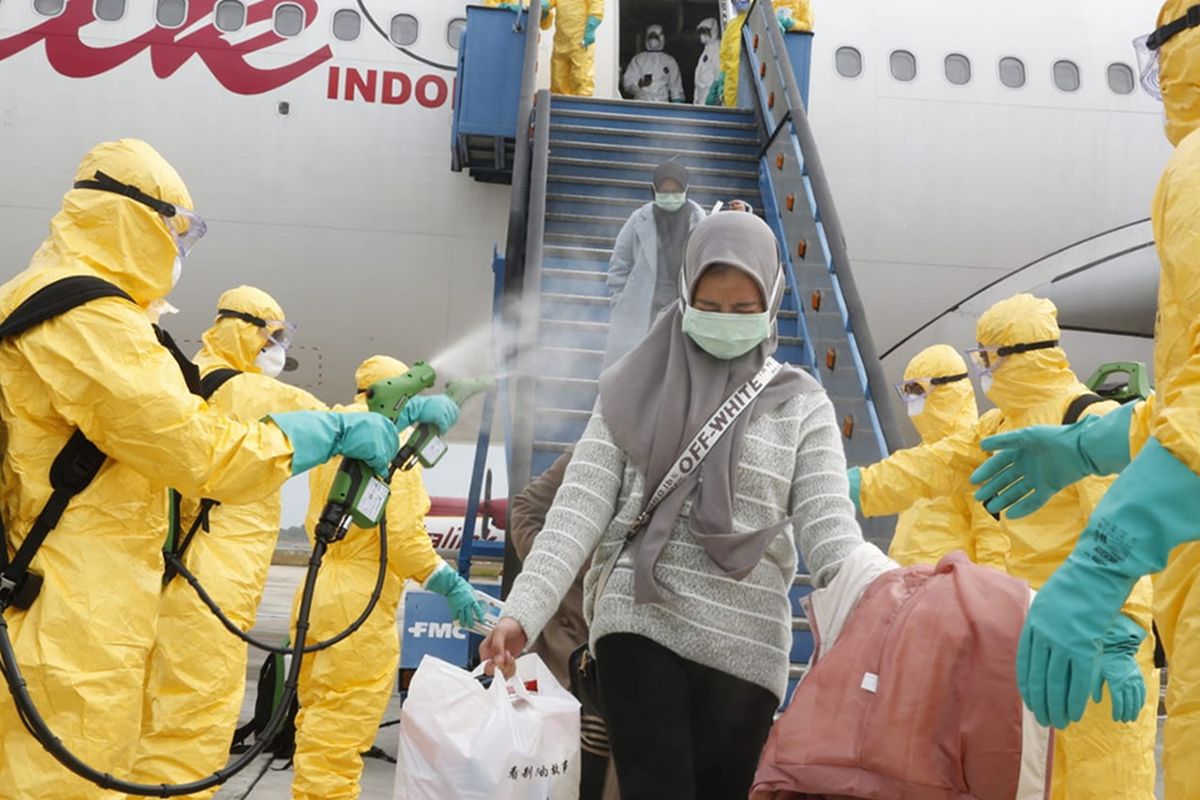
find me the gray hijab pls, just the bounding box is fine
[598,212,821,603]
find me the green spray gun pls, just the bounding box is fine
[313,363,495,542]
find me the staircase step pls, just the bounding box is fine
[550,107,758,136]
[533,406,592,444]
[546,174,755,205]
[548,124,761,156]
[536,375,600,412]
[548,157,761,190]
[534,346,605,380]
[550,94,755,122]
[550,139,758,172]
[544,245,612,263]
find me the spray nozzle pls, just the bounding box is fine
[445,375,496,407]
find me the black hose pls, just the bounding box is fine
[165,517,389,655]
[0,536,331,797]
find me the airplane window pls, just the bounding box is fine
[1107,62,1135,95]
[273,3,304,37]
[214,0,245,32]
[835,47,862,78]
[890,50,917,82]
[944,53,971,85]
[999,57,1025,88]
[33,0,64,17]
[155,0,186,27]
[1054,60,1081,92]
[390,13,418,46]
[332,8,361,41]
[95,0,124,21]
[448,17,466,50]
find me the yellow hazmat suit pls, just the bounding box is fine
[0,140,295,799]
[776,0,814,33]
[543,0,603,96]
[290,355,445,800]
[128,286,325,797]
[885,345,1007,569]
[1124,5,1200,794]
[859,295,1158,799]
[718,10,748,107]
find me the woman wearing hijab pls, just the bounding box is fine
[483,213,864,799]
[603,159,706,368]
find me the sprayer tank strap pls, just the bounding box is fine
[596,357,783,597]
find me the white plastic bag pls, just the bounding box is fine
[395,653,581,800]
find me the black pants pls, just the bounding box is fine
[594,633,778,800]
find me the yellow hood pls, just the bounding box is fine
[355,355,410,397]
[904,344,977,443]
[197,285,286,374]
[1159,1,1200,146]
[976,294,1078,417]
[43,139,193,308]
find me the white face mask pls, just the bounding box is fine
[255,344,286,378]
[699,31,712,44]
[980,373,994,397]
[906,395,926,418]
[171,255,183,288]
[145,298,179,325]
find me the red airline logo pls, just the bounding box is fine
[0,0,332,95]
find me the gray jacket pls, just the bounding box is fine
[603,200,706,368]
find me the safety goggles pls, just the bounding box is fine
[893,373,968,407]
[216,308,296,350]
[1135,4,1200,100]
[73,170,207,257]
[965,340,1059,376]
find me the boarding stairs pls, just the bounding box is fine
[457,0,906,705]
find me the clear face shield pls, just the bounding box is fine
[216,309,297,351]
[1134,34,1163,100]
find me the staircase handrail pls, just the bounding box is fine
[741,1,903,455]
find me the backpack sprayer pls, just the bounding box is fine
[0,359,493,796]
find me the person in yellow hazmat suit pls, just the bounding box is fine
[848,295,1158,799]
[487,0,601,96]
[963,6,1200,795]
[884,344,1007,569]
[709,0,812,106]
[290,355,487,800]
[0,140,400,799]
[127,286,326,797]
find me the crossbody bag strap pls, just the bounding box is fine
[593,357,784,597]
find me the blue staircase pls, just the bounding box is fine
[529,95,813,478]
[484,0,906,708]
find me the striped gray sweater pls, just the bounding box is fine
[503,391,863,701]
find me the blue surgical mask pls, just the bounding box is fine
[655,191,687,212]
[681,306,771,359]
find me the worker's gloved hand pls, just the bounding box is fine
[582,14,601,47]
[1017,437,1200,728]
[777,9,796,31]
[398,394,460,435]
[540,0,550,19]
[638,74,653,88]
[425,563,486,629]
[1098,614,1148,724]
[269,411,399,476]
[973,402,1135,518]
[706,73,725,105]
[847,466,862,514]
[497,2,520,10]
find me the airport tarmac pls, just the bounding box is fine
[214,564,1168,799]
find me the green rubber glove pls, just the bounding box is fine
[1017,437,1200,729]
[269,411,399,476]
[1098,614,1148,724]
[847,467,862,514]
[541,0,550,18]
[973,402,1136,519]
[706,73,725,105]
[497,2,520,10]
[582,15,601,47]
[424,563,486,629]
[777,9,796,31]
[397,394,460,435]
